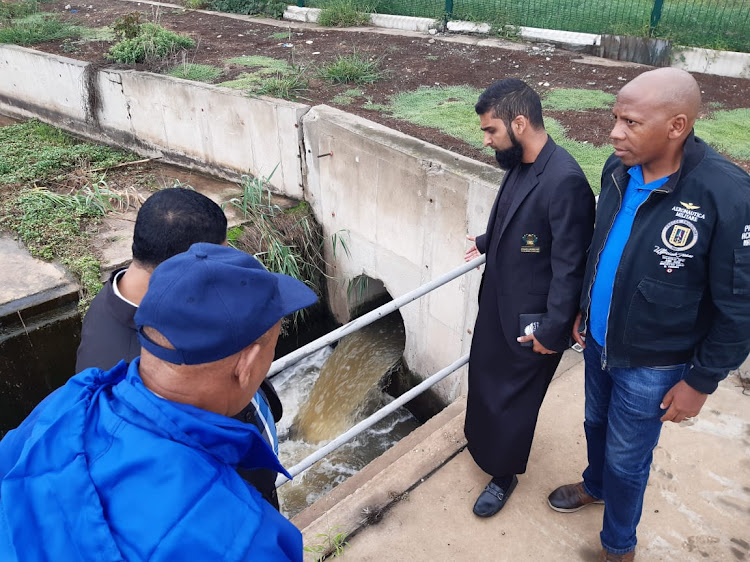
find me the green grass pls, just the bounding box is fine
[0,13,83,45]
[255,71,309,100]
[79,26,116,42]
[332,89,364,105]
[543,88,616,111]
[106,22,195,63]
[695,108,750,161]
[390,85,485,147]
[219,67,308,100]
[546,118,611,191]
[317,0,372,27]
[0,121,138,310]
[0,121,135,185]
[220,56,308,99]
[318,53,382,84]
[268,31,290,40]
[225,55,291,73]
[167,63,223,82]
[219,73,265,89]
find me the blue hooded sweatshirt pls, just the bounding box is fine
[0,360,302,561]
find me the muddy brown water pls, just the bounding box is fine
[273,313,420,518]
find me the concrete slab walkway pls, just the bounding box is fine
[330,351,750,561]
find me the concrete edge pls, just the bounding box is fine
[291,396,467,558]
[303,104,501,187]
[0,281,79,321]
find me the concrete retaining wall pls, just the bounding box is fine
[0,45,308,198]
[303,105,500,402]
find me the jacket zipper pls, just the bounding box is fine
[583,173,623,369]
[601,173,668,369]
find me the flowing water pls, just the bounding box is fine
[273,313,420,518]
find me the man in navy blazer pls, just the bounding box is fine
[464,79,596,518]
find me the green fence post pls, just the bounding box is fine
[649,0,665,35]
[297,0,304,6]
[445,0,453,21]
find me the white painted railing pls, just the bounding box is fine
[272,254,486,487]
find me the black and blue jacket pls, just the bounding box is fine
[580,132,750,394]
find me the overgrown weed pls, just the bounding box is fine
[225,171,326,328]
[317,0,373,27]
[318,52,383,84]
[107,19,195,63]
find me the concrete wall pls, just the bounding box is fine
[0,236,81,435]
[303,106,500,403]
[0,45,308,198]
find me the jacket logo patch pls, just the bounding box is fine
[743,224,750,247]
[680,201,700,210]
[662,219,698,251]
[521,234,540,253]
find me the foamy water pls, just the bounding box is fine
[272,325,420,518]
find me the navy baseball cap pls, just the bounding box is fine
[135,243,318,365]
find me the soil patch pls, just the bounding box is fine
[28,0,750,171]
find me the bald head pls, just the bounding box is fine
[619,68,701,124]
[610,68,701,180]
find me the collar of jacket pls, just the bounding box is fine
[105,267,137,329]
[606,130,707,194]
[113,360,290,476]
[530,135,557,177]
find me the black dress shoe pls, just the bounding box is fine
[472,475,518,518]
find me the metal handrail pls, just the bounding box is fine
[276,353,469,487]
[268,254,486,377]
[272,255,486,488]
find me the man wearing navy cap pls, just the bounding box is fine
[0,243,316,561]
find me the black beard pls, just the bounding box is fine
[494,141,524,170]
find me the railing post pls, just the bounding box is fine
[649,0,665,35]
[445,0,453,23]
[297,0,304,7]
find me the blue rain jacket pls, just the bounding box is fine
[0,359,302,561]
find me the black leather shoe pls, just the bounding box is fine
[472,475,518,518]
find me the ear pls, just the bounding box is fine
[668,114,690,139]
[512,115,528,136]
[235,342,263,387]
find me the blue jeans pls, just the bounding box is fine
[581,338,688,554]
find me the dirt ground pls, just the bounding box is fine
[32,0,750,170]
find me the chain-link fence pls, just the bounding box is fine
[299,0,750,52]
